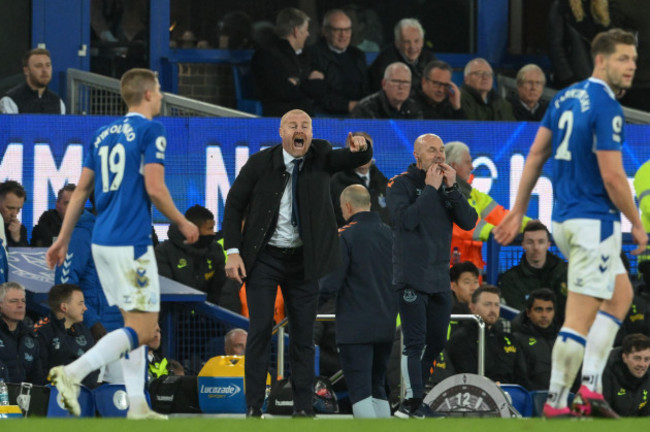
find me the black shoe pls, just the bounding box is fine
[292,409,315,418]
[246,407,263,418]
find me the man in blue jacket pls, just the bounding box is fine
[320,185,396,418]
[386,133,477,418]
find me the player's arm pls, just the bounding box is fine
[144,163,198,244]
[46,168,94,269]
[597,150,647,254]
[493,126,552,245]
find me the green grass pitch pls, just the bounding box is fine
[5,417,650,432]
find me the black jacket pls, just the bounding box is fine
[320,211,396,344]
[512,311,558,390]
[251,35,326,117]
[603,347,650,417]
[307,38,369,114]
[2,82,63,114]
[368,44,436,93]
[506,93,549,122]
[351,90,422,119]
[412,89,465,120]
[223,139,372,281]
[448,321,530,389]
[498,252,568,323]
[0,319,43,384]
[4,222,28,247]
[330,164,389,227]
[31,209,63,247]
[33,315,99,388]
[155,224,227,304]
[615,293,650,346]
[386,164,477,293]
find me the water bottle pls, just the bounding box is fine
[0,379,9,406]
[452,247,461,265]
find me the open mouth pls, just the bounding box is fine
[293,133,306,148]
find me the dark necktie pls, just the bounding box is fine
[291,159,302,233]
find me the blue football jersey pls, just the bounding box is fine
[541,78,625,223]
[83,113,166,246]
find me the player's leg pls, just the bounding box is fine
[49,245,152,416]
[544,220,599,416]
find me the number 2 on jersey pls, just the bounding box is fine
[98,144,126,192]
[554,111,573,161]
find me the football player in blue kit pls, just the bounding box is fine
[45,68,199,419]
[495,29,647,418]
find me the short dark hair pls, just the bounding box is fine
[184,204,214,226]
[525,288,556,310]
[591,28,637,61]
[0,180,27,200]
[23,48,51,68]
[622,333,650,355]
[57,184,76,201]
[523,220,550,241]
[471,284,500,304]
[275,7,309,38]
[450,261,479,282]
[47,283,81,312]
[423,60,452,79]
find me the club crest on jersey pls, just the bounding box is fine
[403,288,417,303]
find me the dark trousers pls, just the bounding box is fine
[399,287,452,399]
[338,342,393,405]
[244,247,319,412]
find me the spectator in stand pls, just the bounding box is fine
[155,205,227,305]
[0,282,44,384]
[447,285,530,388]
[635,159,650,276]
[512,288,559,390]
[34,284,99,388]
[498,221,568,323]
[603,333,650,417]
[508,64,549,121]
[461,58,515,121]
[31,184,76,247]
[224,328,247,356]
[251,7,325,117]
[413,60,464,120]
[445,141,530,272]
[368,18,435,93]
[308,9,369,116]
[351,62,422,119]
[0,48,66,114]
[330,132,389,227]
[0,181,29,247]
[54,197,123,340]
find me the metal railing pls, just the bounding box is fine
[66,68,256,118]
[273,313,486,398]
[497,74,650,124]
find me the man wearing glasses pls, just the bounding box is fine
[414,60,465,120]
[308,9,369,116]
[508,64,549,121]
[351,62,422,119]
[461,58,515,121]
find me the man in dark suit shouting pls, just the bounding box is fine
[222,109,372,417]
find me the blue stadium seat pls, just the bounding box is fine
[93,384,151,417]
[231,64,262,115]
[530,390,548,417]
[500,384,533,417]
[47,384,94,417]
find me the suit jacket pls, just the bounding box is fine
[223,139,372,280]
